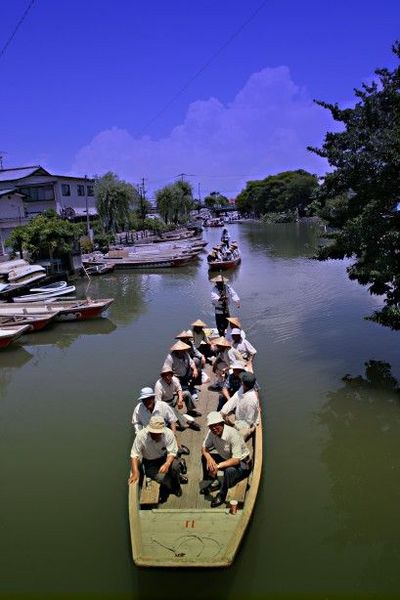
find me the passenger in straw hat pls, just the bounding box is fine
[128,415,183,498]
[209,336,235,391]
[154,365,200,432]
[162,340,201,425]
[210,274,240,336]
[200,411,252,507]
[225,316,246,341]
[191,318,214,362]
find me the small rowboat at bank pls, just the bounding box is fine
[0,298,114,321]
[128,365,262,568]
[0,312,58,332]
[29,281,68,293]
[84,264,115,276]
[0,324,30,349]
[7,264,46,285]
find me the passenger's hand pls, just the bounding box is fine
[128,473,139,485]
[159,462,169,474]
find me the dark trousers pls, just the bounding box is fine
[201,453,251,500]
[142,455,181,492]
[215,311,229,336]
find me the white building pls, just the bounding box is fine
[0,166,97,251]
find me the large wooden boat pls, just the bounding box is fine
[0,298,114,321]
[0,324,30,349]
[128,367,262,568]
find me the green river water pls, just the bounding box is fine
[1,222,399,600]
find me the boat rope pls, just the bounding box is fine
[151,537,185,557]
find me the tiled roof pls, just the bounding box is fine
[0,187,25,197]
[0,166,47,182]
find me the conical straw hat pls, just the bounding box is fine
[213,336,231,347]
[170,340,191,351]
[192,319,207,328]
[227,317,241,328]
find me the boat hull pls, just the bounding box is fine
[128,402,262,568]
[208,257,241,271]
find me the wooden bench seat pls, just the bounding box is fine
[139,479,161,505]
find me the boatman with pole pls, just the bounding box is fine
[210,274,240,336]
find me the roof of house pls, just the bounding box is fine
[0,166,50,182]
[0,166,93,183]
[0,187,26,197]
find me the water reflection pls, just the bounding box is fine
[23,318,116,348]
[318,360,400,586]
[0,346,33,399]
[244,221,322,258]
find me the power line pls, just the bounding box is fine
[0,0,36,62]
[136,0,269,137]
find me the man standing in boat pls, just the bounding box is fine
[200,411,252,508]
[210,275,240,336]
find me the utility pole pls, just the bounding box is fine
[0,151,7,170]
[84,175,92,240]
[175,173,195,183]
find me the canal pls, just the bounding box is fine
[1,222,399,599]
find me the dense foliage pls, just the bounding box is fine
[155,181,195,224]
[236,170,318,216]
[94,172,139,232]
[309,42,400,329]
[7,210,82,261]
[204,191,230,210]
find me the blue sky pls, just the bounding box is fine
[1,0,398,199]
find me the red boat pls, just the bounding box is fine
[0,298,114,322]
[0,325,30,349]
[0,313,58,332]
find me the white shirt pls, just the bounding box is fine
[163,352,194,377]
[131,399,177,433]
[130,427,178,460]
[202,424,250,461]
[220,388,259,427]
[211,284,240,314]
[154,376,182,403]
[231,337,257,360]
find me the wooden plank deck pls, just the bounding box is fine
[162,366,221,509]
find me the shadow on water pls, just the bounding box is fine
[22,318,117,348]
[318,360,400,590]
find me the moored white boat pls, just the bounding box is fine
[7,264,46,285]
[13,285,76,303]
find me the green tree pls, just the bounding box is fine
[155,181,195,224]
[7,211,82,261]
[94,172,138,233]
[236,170,318,216]
[204,191,230,210]
[309,42,400,329]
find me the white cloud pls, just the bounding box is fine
[71,66,337,198]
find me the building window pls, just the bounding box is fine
[19,185,55,201]
[61,184,71,196]
[87,185,94,196]
[77,184,85,196]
